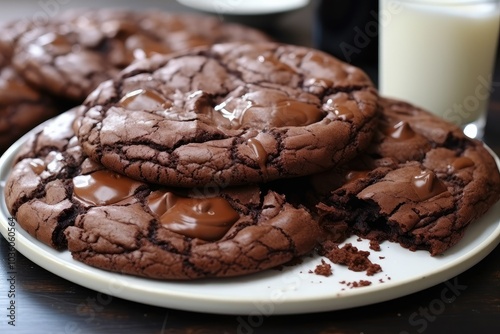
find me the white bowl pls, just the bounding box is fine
[176,0,310,16]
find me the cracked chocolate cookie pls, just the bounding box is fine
[11,9,271,101]
[5,110,321,279]
[0,65,61,153]
[316,98,500,255]
[76,42,379,187]
[0,21,69,153]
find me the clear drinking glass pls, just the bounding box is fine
[379,0,500,139]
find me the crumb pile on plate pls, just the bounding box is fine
[2,9,500,281]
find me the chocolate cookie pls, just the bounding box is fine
[0,71,55,152]
[0,21,68,153]
[316,98,500,255]
[11,9,271,101]
[0,19,34,60]
[76,42,379,187]
[5,110,321,279]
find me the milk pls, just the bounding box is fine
[379,0,500,137]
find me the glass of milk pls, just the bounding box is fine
[379,0,500,138]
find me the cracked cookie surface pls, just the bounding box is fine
[4,110,321,279]
[315,98,500,255]
[0,21,70,153]
[11,9,271,101]
[76,42,379,187]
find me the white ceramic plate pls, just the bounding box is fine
[0,130,499,315]
[176,0,310,15]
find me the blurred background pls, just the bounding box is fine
[0,0,377,77]
[3,0,498,145]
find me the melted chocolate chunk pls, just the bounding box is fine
[411,170,448,201]
[386,121,415,140]
[449,156,474,171]
[147,190,239,241]
[73,170,144,206]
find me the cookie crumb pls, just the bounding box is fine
[339,279,372,289]
[319,242,382,276]
[369,240,381,251]
[351,280,371,288]
[313,259,332,277]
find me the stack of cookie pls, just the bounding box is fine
[3,9,500,280]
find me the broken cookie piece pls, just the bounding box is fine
[317,98,500,255]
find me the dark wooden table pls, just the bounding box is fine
[1,1,499,333]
